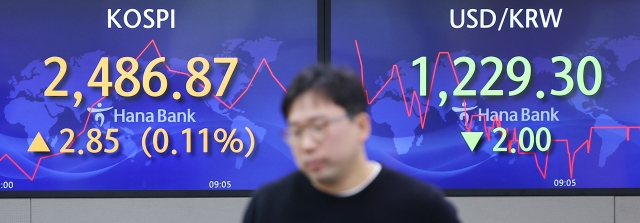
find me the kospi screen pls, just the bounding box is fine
[0,0,316,194]
[332,0,640,193]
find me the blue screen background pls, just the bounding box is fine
[4,0,640,192]
[332,0,640,189]
[0,0,316,190]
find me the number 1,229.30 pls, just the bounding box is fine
[412,55,602,97]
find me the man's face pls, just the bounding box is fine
[286,91,369,185]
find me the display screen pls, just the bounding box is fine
[5,0,640,196]
[0,0,316,192]
[332,0,640,190]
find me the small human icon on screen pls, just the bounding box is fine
[87,103,113,127]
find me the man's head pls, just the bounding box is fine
[282,64,371,186]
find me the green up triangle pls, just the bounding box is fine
[461,132,483,152]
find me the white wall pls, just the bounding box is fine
[2,196,635,223]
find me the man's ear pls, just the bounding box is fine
[353,112,371,143]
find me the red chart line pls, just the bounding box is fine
[4,39,638,181]
[0,39,287,181]
[354,39,640,179]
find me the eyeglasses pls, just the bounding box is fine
[282,114,352,145]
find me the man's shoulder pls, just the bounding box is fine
[243,171,308,223]
[376,166,444,197]
[373,166,461,223]
[251,170,306,199]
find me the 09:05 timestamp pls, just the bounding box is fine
[1,181,14,189]
[209,181,231,189]
[553,179,576,187]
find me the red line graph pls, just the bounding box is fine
[355,39,640,179]
[0,39,287,181]
[356,40,500,133]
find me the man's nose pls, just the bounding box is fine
[299,131,318,153]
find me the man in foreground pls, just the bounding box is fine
[243,65,461,222]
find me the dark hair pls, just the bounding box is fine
[282,64,368,118]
